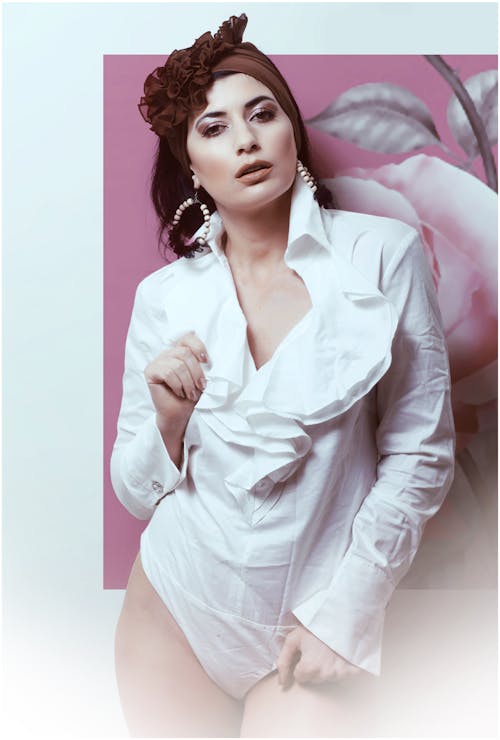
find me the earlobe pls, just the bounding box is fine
[191,173,201,190]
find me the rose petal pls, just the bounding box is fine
[327,155,498,383]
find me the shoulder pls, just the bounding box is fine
[135,251,216,305]
[131,250,222,335]
[320,206,420,278]
[321,206,418,255]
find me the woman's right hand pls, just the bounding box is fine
[144,331,209,426]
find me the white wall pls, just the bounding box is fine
[3,2,497,736]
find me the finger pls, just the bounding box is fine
[171,344,207,394]
[169,347,204,399]
[178,331,210,366]
[293,661,320,685]
[145,360,182,393]
[175,339,209,391]
[296,664,346,686]
[147,362,199,403]
[319,662,358,684]
[175,366,203,402]
[146,356,199,401]
[319,668,341,684]
[159,367,189,398]
[149,366,188,399]
[346,664,362,677]
[276,632,301,689]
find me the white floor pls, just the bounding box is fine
[3,431,497,738]
[2,587,497,738]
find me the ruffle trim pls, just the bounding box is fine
[156,182,399,522]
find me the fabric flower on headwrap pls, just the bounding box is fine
[138,14,248,137]
[138,13,305,178]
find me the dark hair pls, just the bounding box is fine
[148,72,334,261]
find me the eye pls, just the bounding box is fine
[251,108,276,122]
[202,123,225,138]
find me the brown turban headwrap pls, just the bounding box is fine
[138,14,303,176]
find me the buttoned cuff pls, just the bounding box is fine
[113,414,189,519]
[292,551,395,675]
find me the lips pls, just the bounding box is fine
[236,161,272,178]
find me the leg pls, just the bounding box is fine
[114,553,242,738]
[240,668,378,738]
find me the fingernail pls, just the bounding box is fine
[200,377,207,389]
[199,352,208,362]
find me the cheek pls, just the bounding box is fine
[204,153,228,178]
[189,144,226,180]
[271,123,297,160]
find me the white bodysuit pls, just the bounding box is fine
[110,174,455,699]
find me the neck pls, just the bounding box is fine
[217,187,293,275]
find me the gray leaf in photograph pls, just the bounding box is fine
[306,82,441,153]
[447,70,498,159]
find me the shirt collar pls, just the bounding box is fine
[191,172,331,268]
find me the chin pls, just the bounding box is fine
[240,178,294,210]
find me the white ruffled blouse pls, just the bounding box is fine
[110,173,455,675]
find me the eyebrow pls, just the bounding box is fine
[194,95,277,127]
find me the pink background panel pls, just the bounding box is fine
[103,54,497,588]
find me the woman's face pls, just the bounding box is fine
[186,73,297,213]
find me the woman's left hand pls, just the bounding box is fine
[276,625,362,688]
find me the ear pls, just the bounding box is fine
[190,170,201,190]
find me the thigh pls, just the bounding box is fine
[114,552,242,738]
[240,667,378,738]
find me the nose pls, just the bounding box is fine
[234,119,260,155]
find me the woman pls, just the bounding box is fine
[111,14,455,738]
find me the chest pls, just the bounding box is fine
[231,267,313,371]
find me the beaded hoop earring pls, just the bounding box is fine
[172,190,211,245]
[297,160,318,194]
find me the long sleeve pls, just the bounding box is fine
[293,230,456,674]
[110,277,189,520]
